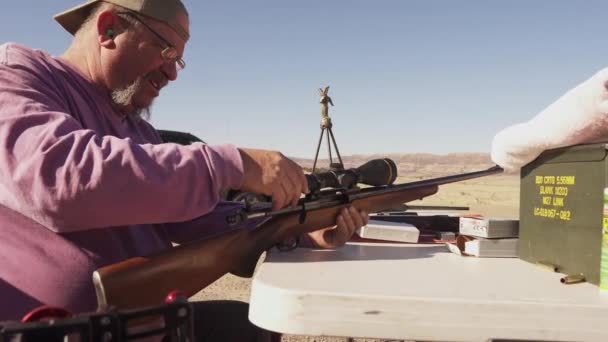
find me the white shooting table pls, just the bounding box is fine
[249,242,608,342]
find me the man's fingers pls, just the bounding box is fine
[361,210,369,226]
[300,168,309,195]
[272,187,287,211]
[348,206,364,228]
[290,193,301,207]
[340,207,356,231]
[238,148,305,202]
[306,206,369,249]
[335,215,348,242]
[336,215,345,227]
[283,179,300,208]
[285,160,307,202]
[282,166,302,207]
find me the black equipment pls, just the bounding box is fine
[306,158,397,193]
[0,293,193,342]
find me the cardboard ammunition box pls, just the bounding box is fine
[519,143,607,285]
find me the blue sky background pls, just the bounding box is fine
[2,1,608,158]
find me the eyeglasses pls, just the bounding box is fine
[117,11,186,71]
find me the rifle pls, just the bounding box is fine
[93,160,503,310]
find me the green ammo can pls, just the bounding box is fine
[519,142,608,286]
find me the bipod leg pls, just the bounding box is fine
[328,127,344,166]
[326,127,333,165]
[312,127,325,173]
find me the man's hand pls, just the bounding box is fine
[307,206,369,249]
[238,148,308,210]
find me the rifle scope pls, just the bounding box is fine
[306,158,398,193]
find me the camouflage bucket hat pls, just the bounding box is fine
[54,0,189,41]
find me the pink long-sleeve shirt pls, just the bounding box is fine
[0,43,248,320]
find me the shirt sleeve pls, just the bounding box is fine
[0,51,244,233]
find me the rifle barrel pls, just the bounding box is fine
[231,165,503,223]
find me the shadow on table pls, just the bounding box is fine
[267,243,447,263]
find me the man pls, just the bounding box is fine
[0,0,368,339]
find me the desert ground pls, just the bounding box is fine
[192,155,521,341]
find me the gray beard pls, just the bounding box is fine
[111,77,151,119]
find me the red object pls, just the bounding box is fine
[21,306,72,322]
[165,290,185,303]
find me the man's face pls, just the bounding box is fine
[103,10,189,115]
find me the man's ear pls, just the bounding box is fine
[96,10,118,47]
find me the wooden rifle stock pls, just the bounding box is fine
[93,166,502,310]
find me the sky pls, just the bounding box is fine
[2,0,608,158]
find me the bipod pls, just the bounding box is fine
[312,124,344,173]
